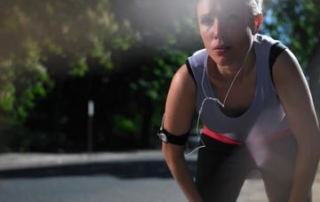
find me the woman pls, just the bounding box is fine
[158,0,320,201]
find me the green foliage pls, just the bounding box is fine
[263,0,320,115]
[113,114,138,134]
[263,0,319,68]
[126,46,189,147]
[116,0,201,144]
[0,83,15,112]
[0,0,137,122]
[131,49,188,100]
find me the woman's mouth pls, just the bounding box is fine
[213,46,231,55]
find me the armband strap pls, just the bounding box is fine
[157,127,190,146]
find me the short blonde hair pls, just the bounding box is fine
[197,0,264,17]
[249,0,263,16]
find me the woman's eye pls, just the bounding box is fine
[201,17,213,26]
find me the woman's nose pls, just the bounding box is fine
[212,18,227,39]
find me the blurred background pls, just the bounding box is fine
[0,0,319,154]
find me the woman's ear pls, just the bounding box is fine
[253,14,263,34]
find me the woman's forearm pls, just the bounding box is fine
[288,147,320,202]
[162,144,203,202]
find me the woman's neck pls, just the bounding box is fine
[208,48,256,82]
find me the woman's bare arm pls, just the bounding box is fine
[273,49,320,202]
[161,64,203,202]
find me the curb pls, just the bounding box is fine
[0,150,198,178]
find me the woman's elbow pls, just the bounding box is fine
[162,143,185,161]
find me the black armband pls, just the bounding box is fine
[157,127,190,146]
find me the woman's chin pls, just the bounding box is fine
[210,56,233,67]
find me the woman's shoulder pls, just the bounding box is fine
[254,34,285,47]
[254,34,288,62]
[188,48,207,68]
[170,64,197,96]
[192,48,207,56]
[173,64,195,86]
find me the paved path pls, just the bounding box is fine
[0,150,319,201]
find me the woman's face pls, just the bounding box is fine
[197,0,255,67]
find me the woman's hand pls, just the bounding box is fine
[162,143,204,202]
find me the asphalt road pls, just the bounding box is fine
[0,159,268,202]
[0,158,191,202]
[0,151,319,202]
[0,175,186,202]
[0,175,273,202]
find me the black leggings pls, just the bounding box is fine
[194,134,312,202]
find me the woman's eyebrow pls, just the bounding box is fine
[199,13,211,19]
[199,10,217,18]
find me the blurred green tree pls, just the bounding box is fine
[263,0,320,114]
[0,0,137,151]
[0,0,137,119]
[109,0,201,148]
